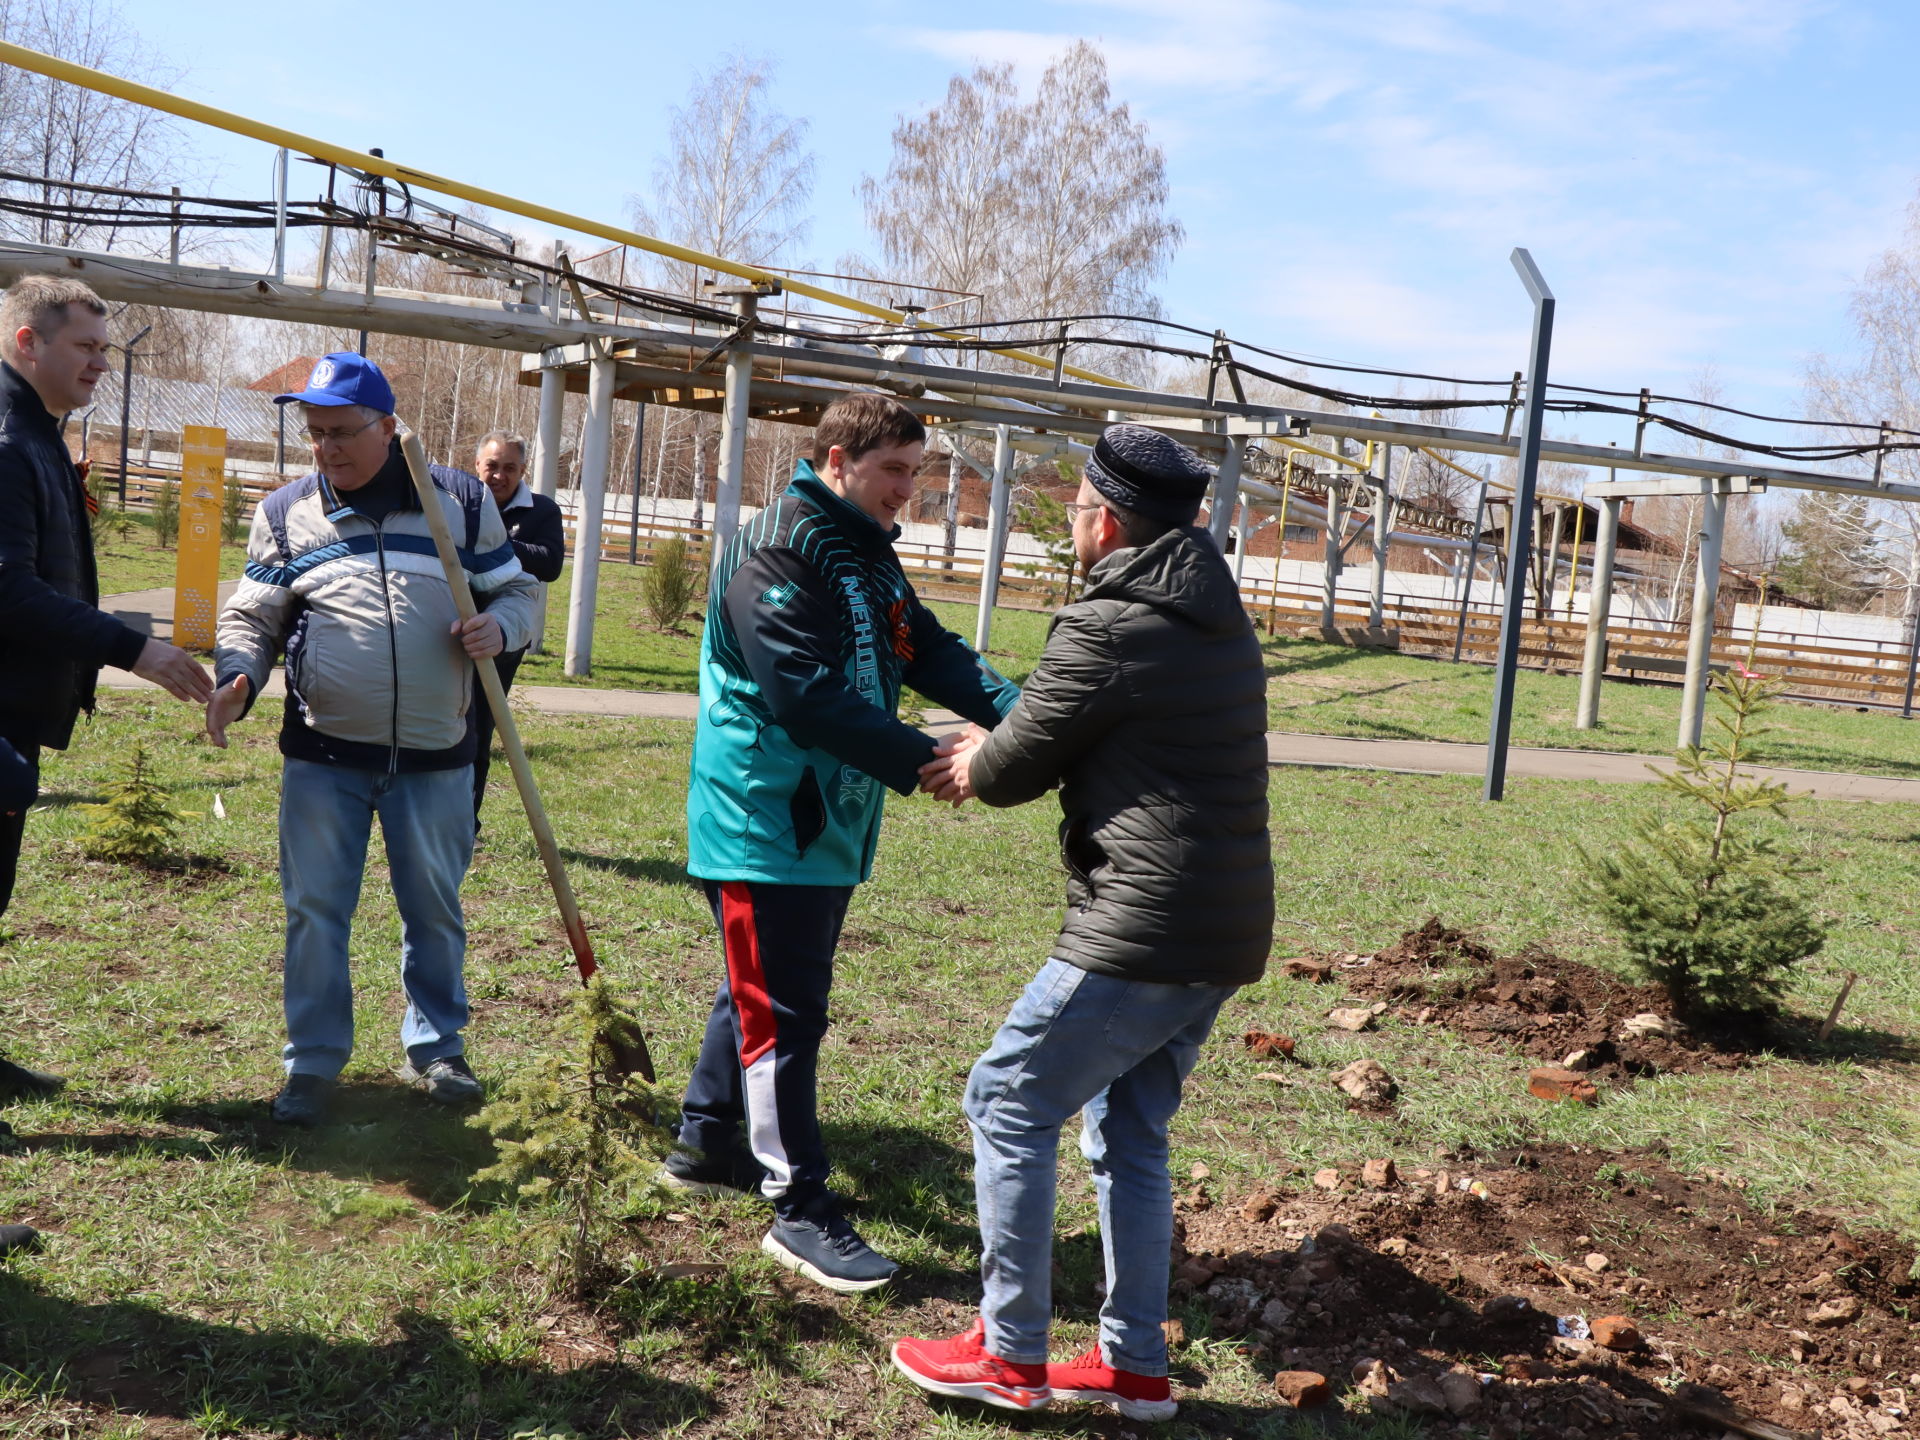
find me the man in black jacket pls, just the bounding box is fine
[0,275,213,1251]
[468,430,564,830]
[893,425,1273,1421]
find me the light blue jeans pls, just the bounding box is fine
[279,759,475,1078]
[964,958,1235,1375]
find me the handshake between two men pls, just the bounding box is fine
[918,723,987,806]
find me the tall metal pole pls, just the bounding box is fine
[1676,488,1727,750]
[532,360,563,499]
[1209,435,1241,552]
[628,401,645,564]
[1485,249,1556,802]
[1368,444,1393,636]
[563,352,614,677]
[114,325,151,506]
[707,282,774,587]
[974,425,1013,653]
[1902,598,1920,720]
[1320,484,1344,632]
[270,147,289,281]
[1575,497,1621,729]
[1452,474,1489,663]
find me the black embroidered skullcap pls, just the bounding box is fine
[1084,424,1212,525]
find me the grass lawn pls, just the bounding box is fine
[2,694,1917,1437]
[1262,634,1920,779]
[93,511,249,596]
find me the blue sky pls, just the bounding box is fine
[109,0,1920,435]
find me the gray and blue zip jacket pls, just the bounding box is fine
[687,461,1020,885]
[214,440,539,772]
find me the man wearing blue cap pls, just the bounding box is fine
[208,353,540,1126]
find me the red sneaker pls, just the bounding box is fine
[1046,1344,1178,1421]
[891,1318,1051,1411]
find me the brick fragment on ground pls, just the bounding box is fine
[1240,1189,1281,1223]
[1527,1065,1599,1104]
[1591,1315,1641,1350]
[1243,1029,1296,1059]
[1162,1318,1184,1347]
[1328,1006,1375,1031]
[1808,1294,1862,1327]
[1361,1157,1398,1189]
[1333,1057,1398,1105]
[1271,1370,1331,1407]
[1584,1251,1610,1273]
[1281,957,1333,982]
[1313,1167,1343,1191]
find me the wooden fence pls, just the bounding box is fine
[97,461,1918,708]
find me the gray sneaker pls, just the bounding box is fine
[271,1072,333,1127]
[403,1055,483,1106]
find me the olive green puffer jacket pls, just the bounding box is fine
[970,525,1273,986]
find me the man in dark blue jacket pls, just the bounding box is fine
[670,391,1019,1292]
[468,429,565,831]
[0,274,213,1255]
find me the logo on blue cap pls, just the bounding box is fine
[273,351,396,414]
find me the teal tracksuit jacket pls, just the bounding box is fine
[686,463,1020,885]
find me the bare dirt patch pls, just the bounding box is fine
[1178,1142,1920,1438]
[1326,917,1751,1081]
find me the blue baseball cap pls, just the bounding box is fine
[273,351,396,413]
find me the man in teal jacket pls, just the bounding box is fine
[672,391,1019,1292]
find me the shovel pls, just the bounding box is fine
[396,428,654,1082]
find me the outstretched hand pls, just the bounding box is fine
[132,638,215,704]
[205,674,249,749]
[918,723,988,807]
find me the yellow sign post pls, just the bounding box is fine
[174,425,226,650]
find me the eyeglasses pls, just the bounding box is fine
[305,414,383,446]
[1063,501,1104,521]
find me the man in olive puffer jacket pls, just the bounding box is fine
[893,425,1273,1422]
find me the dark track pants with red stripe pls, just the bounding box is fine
[678,879,852,1218]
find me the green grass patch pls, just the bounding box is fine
[93,509,248,596]
[1,694,1916,1436]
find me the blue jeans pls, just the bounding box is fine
[279,759,475,1078]
[965,959,1234,1375]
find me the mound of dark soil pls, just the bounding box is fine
[1331,917,1748,1080]
[1176,1143,1919,1439]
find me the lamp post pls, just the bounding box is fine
[114,324,152,506]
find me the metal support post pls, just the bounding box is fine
[271,148,289,281]
[706,282,776,586]
[1902,599,1920,720]
[944,449,961,572]
[1209,436,1241,553]
[1232,508,1250,587]
[1676,489,1727,750]
[1485,249,1556,802]
[1543,501,1565,621]
[532,361,563,499]
[1369,445,1393,635]
[114,325,150,506]
[1452,475,1489,662]
[563,352,615,677]
[974,425,1013,653]
[628,401,645,564]
[1320,486,1344,630]
[1575,497,1621,729]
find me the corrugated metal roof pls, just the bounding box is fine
[79,371,285,446]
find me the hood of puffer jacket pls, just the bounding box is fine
[1079,524,1244,633]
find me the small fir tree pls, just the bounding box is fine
[639,536,703,632]
[152,477,180,549]
[80,746,196,865]
[221,470,248,544]
[1578,661,1826,1018]
[471,977,665,1297]
[1017,485,1080,603]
